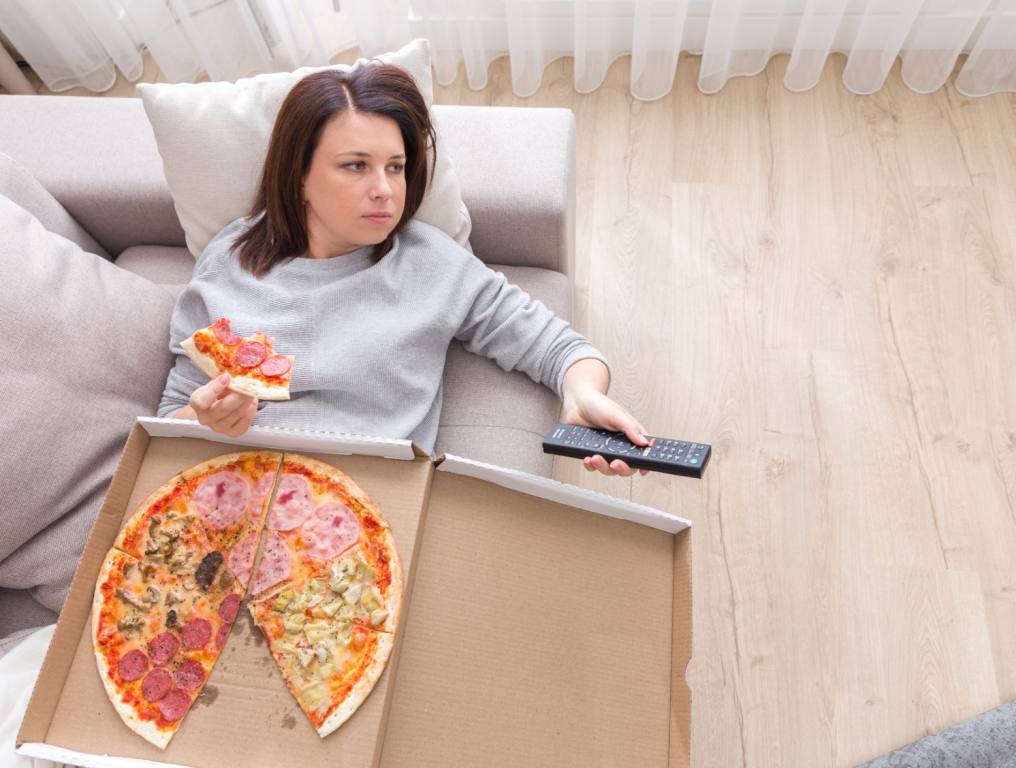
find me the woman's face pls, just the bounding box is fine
[302,110,407,258]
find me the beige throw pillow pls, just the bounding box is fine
[0,193,176,627]
[138,38,471,259]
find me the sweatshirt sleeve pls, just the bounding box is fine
[156,280,213,417]
[453,256,610,398]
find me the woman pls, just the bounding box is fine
[158,63,649,477]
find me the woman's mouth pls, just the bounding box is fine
[363,213,392,224]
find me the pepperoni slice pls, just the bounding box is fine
[235,342,267,368]
[268,474,313,531]
[148,632,179,667]
[259,355,291,378]
[251,532,292,595]
[174,659,206,691]
[215,623,230,650]
[117,649,149,682]
[141,668,173,702]
[301,502,361,561]
[219,594,240,624]
[226,530,257,588]
[194,471,250,529]
[159,689,192,723]
[212,317,241,345]
[181,618,212,650]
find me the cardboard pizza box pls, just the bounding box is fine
[17,417,693,768]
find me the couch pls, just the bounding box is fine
[0,94,578,646]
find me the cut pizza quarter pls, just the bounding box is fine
[92,547,244,749]
[185,452,282,590]
[249,575,396,737]
[181,316,294,400]
[247,454,403,735]
[115,451,282,591]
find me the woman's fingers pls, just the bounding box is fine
[189,375,257,436]
[583,455,638,477]
[189,373,231,412]
[221,404,254,437]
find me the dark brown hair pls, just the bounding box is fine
[233,64,436,277]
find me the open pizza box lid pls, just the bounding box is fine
[18,417,693,768]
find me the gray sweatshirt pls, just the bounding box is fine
[157,217,608,454]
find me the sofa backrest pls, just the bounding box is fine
[0,95,574,275]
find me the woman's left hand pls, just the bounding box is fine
[560,386,651,477]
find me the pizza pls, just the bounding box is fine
[247,454,403,736]
[92,451,402,748]
[181,317,294,401]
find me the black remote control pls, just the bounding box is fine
[542,423,711,478]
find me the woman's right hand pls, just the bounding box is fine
[184,373,258,437]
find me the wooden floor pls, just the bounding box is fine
[25,49,1016,766]
[438,53,1016,767]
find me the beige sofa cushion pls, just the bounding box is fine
[437,266,570,476]
[138,38,471,259]
[0,194,176,643]
[116,244,194,291]
[0,151,109,259]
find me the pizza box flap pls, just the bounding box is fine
[376,459,693,768]
[435,453,691,534]
[139,417,428,460]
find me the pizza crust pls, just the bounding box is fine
[181,336,291,401]
[92,550,174,750]
[180,336,221,381]
[372,526,403,635]
[316,631,396,738]
[176,450,283,488]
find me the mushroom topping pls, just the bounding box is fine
[195,551,224,591]
[114,588,146,609]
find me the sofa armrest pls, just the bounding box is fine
[433,105,575,277]
[0,95,185,255]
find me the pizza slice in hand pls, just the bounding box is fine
[181,317,294,401]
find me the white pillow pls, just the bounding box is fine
[138,38,471,259]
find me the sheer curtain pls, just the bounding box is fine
[346,0,1016,100]
[0,0,355,93]
[3,1,1014,98]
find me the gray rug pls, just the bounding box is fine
[856,701,1016,768]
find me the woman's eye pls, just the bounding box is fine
[343,162,365,171]
[388,164,405,173]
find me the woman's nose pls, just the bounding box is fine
[370,170,392,199]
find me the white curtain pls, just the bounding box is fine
[346,0,1016,100]
[5,1,1014,98]
[0,0,356,92]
